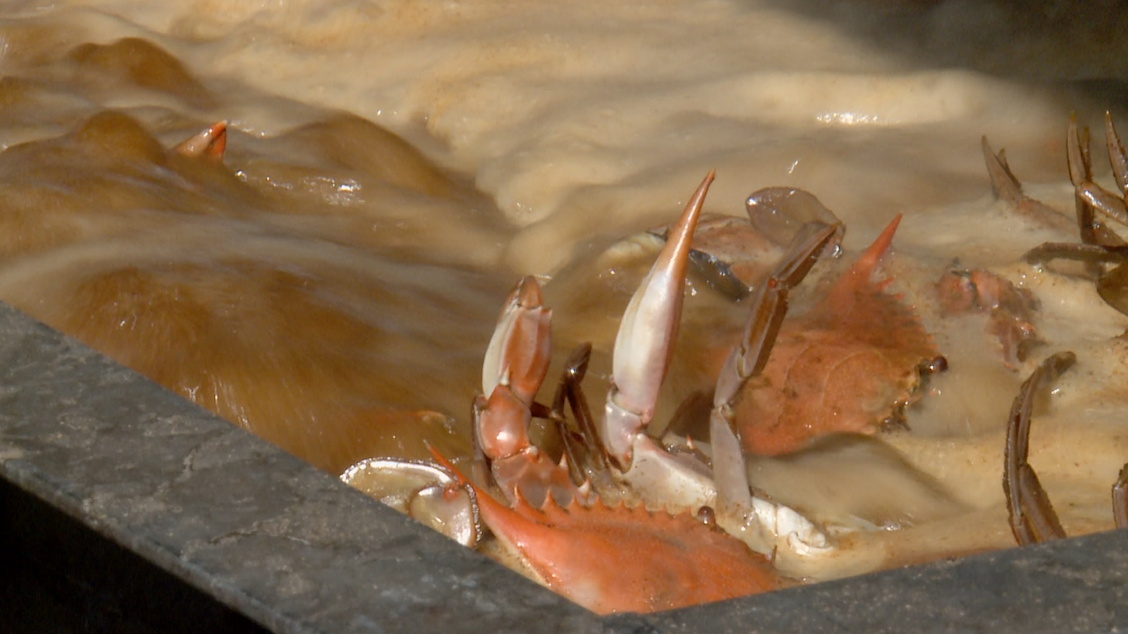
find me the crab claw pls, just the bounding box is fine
[172,120,228,161]
[602,171,713,470]
[341,456,479,548]
[482,276,552,406]
[476,276,586,507]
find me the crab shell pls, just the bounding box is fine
[731,214,939,456]
[432,447,777,615]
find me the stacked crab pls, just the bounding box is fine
[344,114,1128,615]
[347,169,956,614]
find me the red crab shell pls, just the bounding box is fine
[732,214,939,456]
[432,449,776,615]
[478,489,777,614]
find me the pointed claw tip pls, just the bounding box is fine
[515,275,544,308]
[173,120,229,161]
[667,171,715,249]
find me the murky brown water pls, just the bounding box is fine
[1,0,1126,607]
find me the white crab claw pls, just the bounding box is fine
[602,171,713,469]
[482,275,552,406]
[341,458,479,547]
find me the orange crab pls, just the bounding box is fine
[648,186,941,456]
[442,171,948,613]
[729,212,940,456]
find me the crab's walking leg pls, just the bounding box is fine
[1105,111,1128,199]
[982,136,1024,207]
[709,220,841,561]
[983,136,1075,234]
[1003,351,1075,545]
[1079,112,1128,226]
[1068,116,1128,247]
[1023,116,1128,279]
[547,342,616,487]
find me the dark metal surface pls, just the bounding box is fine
[0,298,1125,633]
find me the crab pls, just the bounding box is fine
[725,211,941,456]
[988,112,1128,318]
[980,115,1128,543]
[649,186,942,456]
[1003,351,1128,544]
[437,171,951,613]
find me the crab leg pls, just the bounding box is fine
[982,136,1075,234]
[714,220,841,407]
[981,135,1024,207]
[709,221,840,560]
[1022,117,1128,276]
[1003,351,1075,545]
[1105,111,1128,199]
[1074,111,1128,224]
[1068,116,1128,247]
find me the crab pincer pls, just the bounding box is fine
[601,172,712,470]
[476,275,587,508]
[172,120,228,161]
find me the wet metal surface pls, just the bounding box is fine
[0,298,1126,633]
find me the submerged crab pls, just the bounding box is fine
[988,112,1128,318]
[435,171,949,613]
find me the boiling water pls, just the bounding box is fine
[1,0,1126,600]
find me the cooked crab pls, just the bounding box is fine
[435,167,970,617]
[472,171,839,572]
